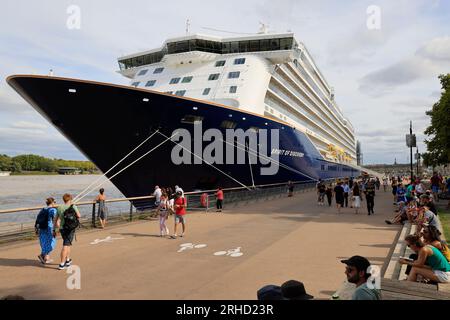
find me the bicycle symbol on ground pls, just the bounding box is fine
[90,236,124,245]
[177,243,208,253]
[213,247,244,257]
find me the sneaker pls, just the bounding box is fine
[385,220,392,225]
[65,259,72,267]
[170,235,177,239]
[180,233,184,238]
[38,254,45,264]
[58,263,66,270]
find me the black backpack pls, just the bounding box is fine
[35,208,50,230]
[63,205,80,231]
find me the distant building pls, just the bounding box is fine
[356,141,362,166]
[57,167,81,175]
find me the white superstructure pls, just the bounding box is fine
[117,32,357,165]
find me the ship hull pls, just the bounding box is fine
[7,75,359,198]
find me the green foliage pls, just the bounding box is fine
[0,154,98,173]
[423,74,450,167]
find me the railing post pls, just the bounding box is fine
[129,201,133,222]
[91,203,96,228]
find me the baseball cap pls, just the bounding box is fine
[257,285,283,300]
[341,256,371,274]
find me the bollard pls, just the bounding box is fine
[91,203,96,228]
[129,202,133,222]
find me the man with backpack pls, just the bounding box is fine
[55,193,81,270]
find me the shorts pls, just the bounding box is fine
[433,270,450,283]
[60,228,75,246]
[432,186,439,193]
[175,214,186,224]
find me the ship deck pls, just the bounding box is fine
[0,190,399,299]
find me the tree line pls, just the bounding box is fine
[0,154,98,173]
[423,74,450,168]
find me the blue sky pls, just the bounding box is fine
[0,0,449,164]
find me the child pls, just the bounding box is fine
[157,193,170,237]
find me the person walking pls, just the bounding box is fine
[343,181,350,208]
[153,185,162,207]
[55,193,81,270]
[365,181,376,215]
[215,187,224,212]
[171,191,186,239]
[318,182,326,206]
[326,184,333,207]
[157,193,170,237]
[334,181,344,214]
[287,181,294,197]
[352,184,361,214]
[95,188,108,229]
[35,197,57,264]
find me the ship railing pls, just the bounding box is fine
[0,179,336,243]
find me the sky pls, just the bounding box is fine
[0,0,449,164]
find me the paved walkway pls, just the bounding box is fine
[0,189,400,299]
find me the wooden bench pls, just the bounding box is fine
[381,278,450,300]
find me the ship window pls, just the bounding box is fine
[321,165,325,171]
[228,71,240,79]
[215,60,226,67]
[234,58,246,65]
[170,77,181,84]
[153,67,164,74]
[138,69,148,76]
[260,39,271,51]
[280,38,293,50]
[202,88,211,95]
[181,115,204,124]
[131,82,140,87]
[208,73,220,81]
[270,109,274,114]
[175,90,186,97]
[265,106,268,111]
[145,80,156,87]
[229,86,237,93]
[182,76,193,83]
[220,120,237,129]
[165,91,173,94]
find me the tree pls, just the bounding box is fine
[423,74,450,168]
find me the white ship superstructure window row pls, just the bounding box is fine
[267,81,355,153]
[265,90,354,156]
[273,68,355,145]
[118,35,295,70]
[287,62,354,137]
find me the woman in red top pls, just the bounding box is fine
[215,187,224,212]
[171,191,186,239]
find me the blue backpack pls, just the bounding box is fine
[35,208,51,230]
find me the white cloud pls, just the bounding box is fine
[416,36,450,61]
[11,121,47,130]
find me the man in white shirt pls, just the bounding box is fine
[343,182,350,207]
[153,185,162,206]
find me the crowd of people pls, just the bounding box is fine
[315,177,377,215]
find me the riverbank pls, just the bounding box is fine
[10,171,99,176]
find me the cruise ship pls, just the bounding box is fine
[7,31,360,198]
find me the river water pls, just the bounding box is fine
[0,175,127,224]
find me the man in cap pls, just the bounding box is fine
[341,256,381,300]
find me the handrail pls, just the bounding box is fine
[0,179,335,215]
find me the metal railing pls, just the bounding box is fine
[0,179,331,243]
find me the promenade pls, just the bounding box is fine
[0,189,399,300]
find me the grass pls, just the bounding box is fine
[439,206,450,240]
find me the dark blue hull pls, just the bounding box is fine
[7,75,359,198]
